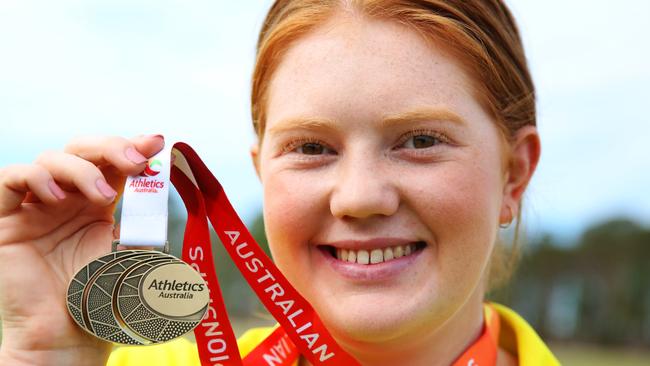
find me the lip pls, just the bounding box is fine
[315,240,426,282]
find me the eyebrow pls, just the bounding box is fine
[267,107,464,135]
[267,116,338,135]
[380,107,465,127]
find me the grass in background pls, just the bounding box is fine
[551,343,650,366]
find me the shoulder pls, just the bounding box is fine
[108,307,560,366]
[489,303,561,366]
[237,326,278,357]
[107,328,278,366]
[107,337,201,366]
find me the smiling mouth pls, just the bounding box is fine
[319,242,427,265]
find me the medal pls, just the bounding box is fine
[67,246,209,345]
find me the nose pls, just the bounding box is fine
[329,152,400,220]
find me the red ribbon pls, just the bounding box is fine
[171,142,359,366]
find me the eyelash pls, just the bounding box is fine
[395,129,451,149]
[281,129,451,156]
[282,138,335,155]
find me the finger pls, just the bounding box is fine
[128,134,166,158]
[101,164,127,203]
[35,151,117,205]
[63,135,165,177]
[23,191,41,204]
[0,164,66,214]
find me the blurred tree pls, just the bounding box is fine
[497,217,650,346]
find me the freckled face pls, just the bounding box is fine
[257,17,506,342]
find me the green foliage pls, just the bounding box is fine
[551,344,650,366]
[492,217,650,346]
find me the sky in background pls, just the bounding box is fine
[0,0,648,243]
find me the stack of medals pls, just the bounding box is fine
[66,243,209,345]
[66,145,210,345]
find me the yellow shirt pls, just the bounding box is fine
[107,303,559,366]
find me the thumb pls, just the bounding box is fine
[130,134,165,158]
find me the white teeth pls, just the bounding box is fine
[347,250,357,263]
[370,249,383,264]
[356,250,370,265]
[383,247,394,261]
[335,244,419,265]
[394,246,404,258]
[341,249,349,262]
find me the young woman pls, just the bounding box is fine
[0,1,559,365]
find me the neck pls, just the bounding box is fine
[302,287,486,366]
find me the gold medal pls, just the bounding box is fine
[66,242,209,345]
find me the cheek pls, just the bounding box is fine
[438,166,498,231]
[409,159,502,277]
[261,170,326,270]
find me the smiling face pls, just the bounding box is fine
[256,15,509,344]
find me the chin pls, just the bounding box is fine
[313,290,447,344]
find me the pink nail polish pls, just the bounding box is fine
[96,179,117,199]
[48,179,66,200]
[125,147,147,164]
[149,134,165,153]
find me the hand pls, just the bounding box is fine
[0,135,164,366]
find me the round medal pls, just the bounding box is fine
[66,250,209,345]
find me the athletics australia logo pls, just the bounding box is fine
[130,158,165,193]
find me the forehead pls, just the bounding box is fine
[265,15,482,127]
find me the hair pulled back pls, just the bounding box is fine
[251,0,535,287]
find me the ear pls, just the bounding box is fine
[250,143,261,181]
[500,125,541,225]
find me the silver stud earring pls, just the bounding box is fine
[499,205,514,229]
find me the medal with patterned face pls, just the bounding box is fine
[66,248,209,345]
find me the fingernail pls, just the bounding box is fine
[125,147,147,164]
[48,179,66,200]
[149,134,165,152]
[96,179,117,199]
